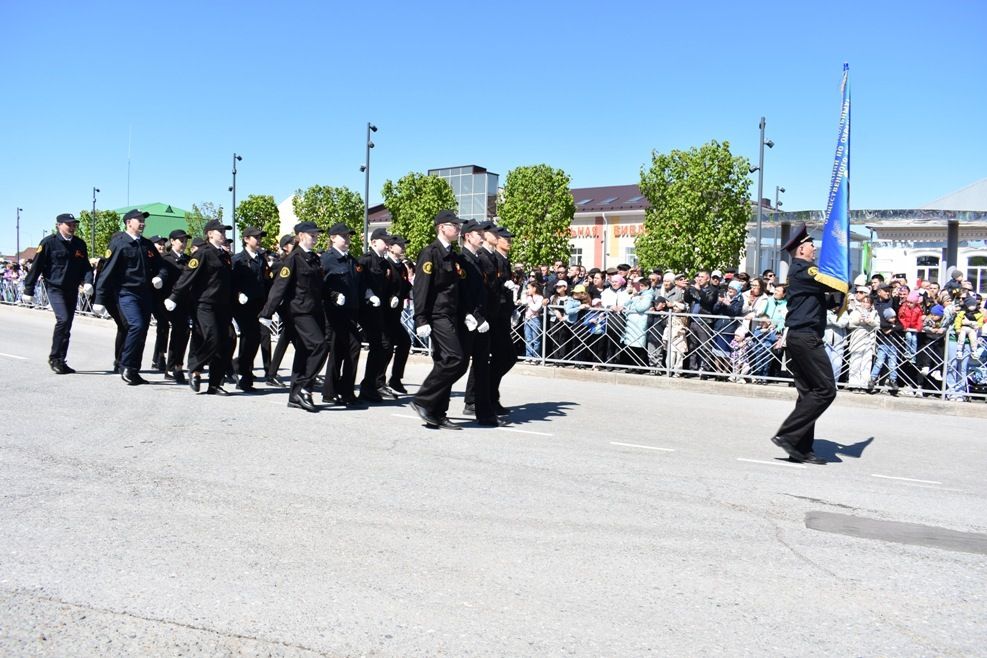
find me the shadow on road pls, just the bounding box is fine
[813,436,875,463]
[503,400,578,425]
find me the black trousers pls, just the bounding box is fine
[165,307,191,370]
[359,308,389,394]
[268,316,293,378]
[382,308,411,386]
[46,286,77,361]
[322,309,361,399]
[234,306,263,385]
[189,303,234,388]
[290,312,328,398]
[105,300,127,368]
[774,331,837,454]
[463,329,493,419]
[152,299,170,366]
[414,316,468,419]
[484,315,518,406]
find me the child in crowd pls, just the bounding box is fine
[869,307,902,394]
[749,314,777,383]
[954,296,984,352]
[729,325,750,382]
[898,291,924,363]
[847,293,879,389]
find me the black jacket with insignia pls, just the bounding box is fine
[413,239,465,327]
[22,233,93,295]
[94,232,168,304]
[459,246,487,324]
[321,247,363,312]
[262,247,324,318]
[231,248,271,313]
[784,258,842,337]
[168,243,233,307]
[161,250,189,299]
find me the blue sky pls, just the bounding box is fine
[2,0,985,254]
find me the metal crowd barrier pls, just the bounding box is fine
[4,279,984,402]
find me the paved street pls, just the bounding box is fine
[1,305,985,657]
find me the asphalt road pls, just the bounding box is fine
[1,305,985,657]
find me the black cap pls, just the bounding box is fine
[169,229,189,240]
[56,213,79,224]
[781,222,813,255]
[434,209,465,226]
[461,220,484,234]
[654,296,667,304]
[475,219,493,231]
[496,226,514,239]
[389,235,407,248]
[191,237,206,248]
[123,209,150,222]
[279,234,295,248]
[203,219,232,233]
[370,227,390,241]
[242,226,266,238]
[605,267,618,275]
[293,221,323,235]
[327,222,354,236]
[148,235,166,244]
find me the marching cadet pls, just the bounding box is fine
[357,227,397,401]
[231,226,271,392]
[464,220,500,415]
[21,213,94,374]
[320,222,365,407]
[161,230,191,384]
[381,234,412,393]
[486,224,518,414]
[770,223,844,465]
[148,235,170,372]
[165,219,235,395]
[93,209,168,385]
[259,222,328,412]
[264,234,296,387]
[458,220,499,426]
[408,210,474,430]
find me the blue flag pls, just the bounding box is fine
[816,62,851,293]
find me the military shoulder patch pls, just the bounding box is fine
[188,258,200,270]
[104,249,112,258]
[808,266,819,277]
[279,266,290,278]
[422,261,433,274]
[37,244,43,254]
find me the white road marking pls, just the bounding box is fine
[0,352,28,360]
[737,458,807,470]
[610,441,674,452]
[871,474,942,485]
[499,427,553,437]
[391,414,420,420]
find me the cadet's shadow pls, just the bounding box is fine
[503,400,578,425]
[812,436,875,463]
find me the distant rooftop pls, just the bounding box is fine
[570,185,648,213]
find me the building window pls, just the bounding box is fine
[624,247,638,267]
[569,245,582,266]
[915,255,940,285]
[968,256,987,295]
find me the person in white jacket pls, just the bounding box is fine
[846,293,879,390]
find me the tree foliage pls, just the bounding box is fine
[382,172,457,259]
[235,194,281,251]
[292,185,364,252]
[635,140,752,274]
[185,202,224,239]
[497,164,575,267]
[76,209,121,257]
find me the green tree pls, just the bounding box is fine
[382,172,457,259]
[497,164,575,268]
[185,202,224,238]
[292,185,364,252]
[635,140,752,274]
[235,194,281,251]
[76,209,122,257]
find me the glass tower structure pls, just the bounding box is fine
[428,165,499,222]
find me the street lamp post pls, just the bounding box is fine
[773,186,785,273]
[91,187,100,248]
[360,122,377,253]
[751,117,774,276]
[16,207,23,262]
[228,153,242,253]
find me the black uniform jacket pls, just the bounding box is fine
[785,258,842,337]
[169,243,233,307]
[262,247,324,319]
[22,233,93,295]
[413,239,466,327]
[94,233,168,304]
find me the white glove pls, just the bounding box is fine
[416,324,432,339]
[21,294,33,304]
[390,296,400,308]
[259,317,273,329]
[164,298,177,312]
[504,280,518,291]
[238,293,248,305]
[464,314,478,332]
[82,283,94,296]
[92,304,106,315]
[368,295,381,307]
[477,320,490,334]
[151,276,163,289]
[335,293,346,306]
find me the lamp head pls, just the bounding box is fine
[749,166,759,174]
[369,123,377,132]
[235,154,243,161]
[228,186,234,192]
[779,186,786,193]
[360,165,367,172]
[764,139,775,149]
[368,141,375,149]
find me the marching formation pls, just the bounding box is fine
[23,208,519,428]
